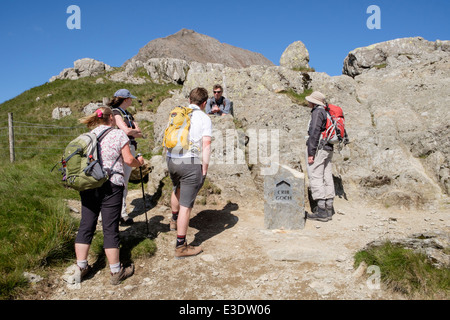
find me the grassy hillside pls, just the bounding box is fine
[1,71,178,120]
[0,74,180,299]
[0,73,180,159]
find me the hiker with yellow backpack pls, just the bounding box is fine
[162,87,212,259]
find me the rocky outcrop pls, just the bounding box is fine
[143,58,190,84]
[279,41,310,70]
[339,38,450,205]
[125,28,274,69]
[154,65,309,201]
[49,58,113,82]
[310,36,450,209]
[152,36,449,210]
[342,36,450,77]
[48,32,450,211]
[52,107,72,120]
[49,29,274,85]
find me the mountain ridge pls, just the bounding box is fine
[124,28,274,68]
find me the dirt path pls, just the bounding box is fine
[43,190,449,301]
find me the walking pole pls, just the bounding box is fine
[137,153,150,237]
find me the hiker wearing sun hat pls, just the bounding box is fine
[305,91,335,222]
[107,89,143,226]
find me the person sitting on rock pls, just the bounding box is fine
[205,84,233,116]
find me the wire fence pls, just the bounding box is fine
[0,114,86,162]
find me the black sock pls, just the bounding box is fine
[172,211,179,221]
[176,235,186,247]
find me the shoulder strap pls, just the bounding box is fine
[95,128,124,177]
[97,127,114,142]
[112,107,127,116]
[113,107,135,128]
[108,154,124,177]
[96,128,114,165]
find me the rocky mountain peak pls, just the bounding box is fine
[124,29,274,69]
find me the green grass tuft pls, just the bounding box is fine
[354,241,450,299]
[281,88,313,106]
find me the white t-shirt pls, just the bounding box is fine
[167,104,212,159]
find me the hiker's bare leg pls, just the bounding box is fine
[105,248,120,265]
[75,243,90,261]
[171,188,180,213]
[177,205,192,237]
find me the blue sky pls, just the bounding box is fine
[1,0,449,104]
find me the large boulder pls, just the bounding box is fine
[151,91,263,209]
[143,58,190,84]
[155,63,308,198]
[279,41,310,70]
[52,107,72,119]
[74,58,110,78]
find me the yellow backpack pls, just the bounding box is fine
[162,106,193,150]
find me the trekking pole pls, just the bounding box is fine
[136,153,150,237]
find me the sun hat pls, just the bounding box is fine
[114,89,137,99]
[305,91,326,106]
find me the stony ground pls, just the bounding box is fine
[23,190,450,301]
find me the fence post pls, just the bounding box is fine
[8,113,15,163]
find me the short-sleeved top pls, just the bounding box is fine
[167,104,212,159]
[92,125,130,186]
[112,107,138,147]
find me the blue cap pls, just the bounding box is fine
[114,89,137,99]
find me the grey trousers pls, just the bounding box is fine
[306,148,335,200]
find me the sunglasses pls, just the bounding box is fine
[213,91,222,94]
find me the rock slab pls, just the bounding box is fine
[264,163,305,229]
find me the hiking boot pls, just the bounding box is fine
[175,243,203,259]
[325,206,334,221]
[110,264,134,285]
[170,219,177,231]
[307,206,329,222]
[74,265,92,284]
[325,199,334,221]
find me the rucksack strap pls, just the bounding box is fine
[113,107,135,129]
[96,128,113,165]
[96,128,125,178]
[107,154,124,178]
[97,127,114,142]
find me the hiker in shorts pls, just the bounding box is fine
[107,89,143,226]
[205,84,232,116]
[75,106,144,284]
[165,87,212,259]
[305,91,335,222]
